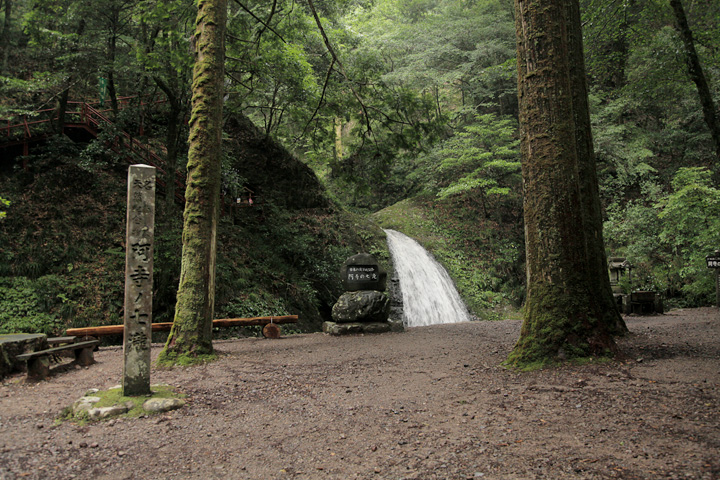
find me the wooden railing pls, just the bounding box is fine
[1,97,186,204]
[1,96,160,142]
[1,97,258,210]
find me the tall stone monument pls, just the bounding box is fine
[324,253,402,335]
[123,165,156,396]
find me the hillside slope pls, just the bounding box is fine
[373,194,525,319]
[0,116,387,338]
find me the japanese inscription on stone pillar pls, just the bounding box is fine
[123,165,156,396]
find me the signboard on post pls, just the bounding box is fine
[341,253,387,292]
[706,255,720,269]
[708,251,720,308]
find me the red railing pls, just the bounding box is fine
[1,96,186,204]
[1,96,161,142]
[0,96,256,210]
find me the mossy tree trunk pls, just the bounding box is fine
[1,0,11,74]
[566,0,627,335]
[507,0,620,368]
[669,0,720,162]
[159,0,227,363]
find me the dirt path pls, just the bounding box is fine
[1,307,718,479]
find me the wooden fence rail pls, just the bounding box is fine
[66,315,299,337]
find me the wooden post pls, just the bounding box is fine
[123,164,156,396]
[714,251,720,308]
[706,251,720,308]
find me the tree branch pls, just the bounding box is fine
[294,58,336,143]
[231,0,286,43]
[256,0,279,44]
[305,0,372,135]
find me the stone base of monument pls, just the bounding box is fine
[323,319,404,335]
[327,290,404,335]
[69,385,185,422]
[331,290,390,322]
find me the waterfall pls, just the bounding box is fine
[385,229,471,327]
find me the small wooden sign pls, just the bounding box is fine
[707,256,720,269]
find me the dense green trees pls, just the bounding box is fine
[0,0,718,343]
[583,0,719,306]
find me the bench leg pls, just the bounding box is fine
[26,357,50,380]
[262,323,281,339]
[74,347,96,367]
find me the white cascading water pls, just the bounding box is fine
[385,229,471,327]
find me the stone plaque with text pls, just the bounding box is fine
[123,165,156,396]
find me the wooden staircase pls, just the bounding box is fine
[0,97,186,203]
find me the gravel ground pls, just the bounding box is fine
[1,307,718,480]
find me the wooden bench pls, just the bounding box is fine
[47,336,78,347]
[15,339,100,380]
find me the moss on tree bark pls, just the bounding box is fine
[507,0,621,369]
[566,0,627,335]
[158,0,227,365]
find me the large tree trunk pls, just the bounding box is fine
[567,0,627,335]
[1,0,11,74]
[670,0,720,162]
[159,0,227,362]
[155,76,185,210]
[107,27,119,117]
[507,0,619,368]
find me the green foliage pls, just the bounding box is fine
[432,113,519,202]
[133,0,194,77]
[217,292,289,320]
[0,147,127,332]
[657,167,720,304]
[605,167,720,306]
[151,215,183,324]
[584,0,720,309]
[224,0,329,141]
[349,0,516,109]
[2,0,718,330]
[306,0,519,211]
[0,276,71,335]
[0,196,9,220]
[591,93,659,205]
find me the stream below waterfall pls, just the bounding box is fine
[385,229,471,327]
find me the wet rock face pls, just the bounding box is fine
[331,291,390,323]
[387,270,404,325]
